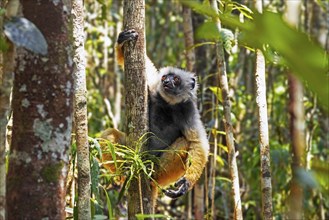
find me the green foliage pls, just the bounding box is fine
[0,36,9,52]
[99,185,114,220]
[209,86,222,102]
[74,0,329,219]
[135,213,169,220]
[98,133,156,194]
[184,0,329,111]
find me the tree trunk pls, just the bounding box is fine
[0,42,14,220]
[0,1,18,218]
[254,2,273,219]
[183,6,196,73]
[73,0,91,219]
[254,49,273,219]
[112,0,123,129]
[122,0,152,218]
[287,73,306,220]
[284,2,306,219]
[6,1,73,219]
[210,1,243,219]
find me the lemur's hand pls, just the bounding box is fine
[117,29,138,45]
[162,177,191,199]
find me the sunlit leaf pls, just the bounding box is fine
[100,185,113,220]
[218,143,228,152]
[216,155,225,166]
[185,0,329,111]
[209,86,223,102]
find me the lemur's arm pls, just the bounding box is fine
[116,29,159,92]
[164,114,209,198]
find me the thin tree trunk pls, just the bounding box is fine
[183,6,193,219]
[6,1,74,219]
[73,0,91,219]
[0,1,18,218]
[253,1,273,219]
[254,49,273,220]
[287,73,306,220]
[0,43,14,220]
[183,6,196,73]
[284,2,306,219]
[182,5,204,220]
[122,0,152,217]
[210,1,243,219]
[113,0,122,129]
[0,4,4,218]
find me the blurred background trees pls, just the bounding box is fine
[81,0,328,219]
[1,0,328,219]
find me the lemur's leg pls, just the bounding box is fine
[153,137,189,188]
[164,121,209,198]
[99,128,125,173]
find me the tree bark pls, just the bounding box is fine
[287,73,306,220]
[6,1,74,219]
[73,0,91,219]
[254,49,273,220]
[253,2,273,219]
[284,2,306,219]
[112,0,123,129]
[0,42,14,220]
[123,0,152,218]
[182,6,206,219]
[183,5,196,73]
[0,1,18,218]
[210,1,243,219]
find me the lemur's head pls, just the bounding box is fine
[158,67,197,105]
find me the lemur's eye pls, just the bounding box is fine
[174,76,180,84]
[161,76,166,81]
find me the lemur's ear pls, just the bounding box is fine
[191,78,196,90]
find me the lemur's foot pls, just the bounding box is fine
[117,29,139,45]
[162,177,191,199]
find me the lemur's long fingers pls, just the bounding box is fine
[163,178,191,199]
[174,177,187,187]
[117,29,138,45]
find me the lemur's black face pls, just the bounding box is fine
[161,73,181,94]
[161,73,196,96]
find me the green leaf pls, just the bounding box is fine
[185,0,329,111]
[218,143,228,152]
[136,213,169,220]
[100,185,113,220]
[89,137,102,159]
[180,0,217,18]
[0,37,9,52]
[196,21,220,41]
[90,157,100,198]
[252,12,328,111]
[216,155,225,166]
[209,86,223,102]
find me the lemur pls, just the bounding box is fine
[101,29,209,203]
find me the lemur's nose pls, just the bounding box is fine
[163,78,170,85]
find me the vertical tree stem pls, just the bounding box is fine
[73,0,91,219]
[122,0,153,217]
[254,2,273,219]
[254,49,273,219]
[210,1,243,219]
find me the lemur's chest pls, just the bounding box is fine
[150,94,194,131]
